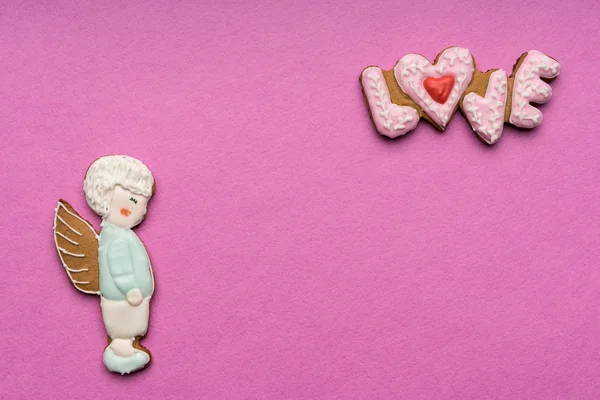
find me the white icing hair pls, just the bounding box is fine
[83,155,154,217]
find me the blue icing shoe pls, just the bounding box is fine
[103,346,150,375]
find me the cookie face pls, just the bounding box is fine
[53,155,156,375]
[106,185,150,229]
[360,48,560,145]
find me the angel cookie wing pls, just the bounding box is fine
[53,200,100,295]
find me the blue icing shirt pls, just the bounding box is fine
[98,221,154,300]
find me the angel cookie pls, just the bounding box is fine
[53,155,156,375]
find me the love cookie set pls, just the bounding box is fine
[51,47,560,377]
[360,47,561,144]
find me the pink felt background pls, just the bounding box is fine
[1,0,599,399]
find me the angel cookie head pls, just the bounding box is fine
[84,155,154,228]
[53,155,156,375]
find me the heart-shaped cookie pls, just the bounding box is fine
[394,47,474,129]
[463,69,508,144]
[423,76,455,104]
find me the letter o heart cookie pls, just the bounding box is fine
[394,47,474,130]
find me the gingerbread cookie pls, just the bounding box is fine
[360,47,560,144]
[53,155,156,375]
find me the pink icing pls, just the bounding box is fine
[463,69,508,144]
[394,47,474,129]
[509,50,561,128]
[361,67,419,138]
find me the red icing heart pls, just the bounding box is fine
[423,75,455,104]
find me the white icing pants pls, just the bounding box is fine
[100,296,151,339]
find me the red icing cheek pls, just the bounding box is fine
[423,75,455,104]
[120,208,131,217]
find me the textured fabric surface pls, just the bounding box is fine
[0,1,599,399]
